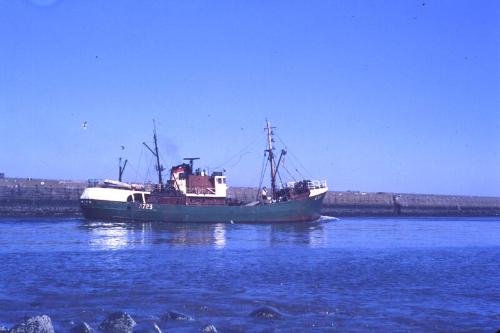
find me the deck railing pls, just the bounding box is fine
[286,180,328,190]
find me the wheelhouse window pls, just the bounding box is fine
[133,193,143,203]
[127,195,133,202]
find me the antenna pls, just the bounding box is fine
[183,157,200,172]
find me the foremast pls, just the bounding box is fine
[143,120,164,190]
[118,157,128,182]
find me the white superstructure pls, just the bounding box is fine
[80,183,149,203]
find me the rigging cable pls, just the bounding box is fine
[275,132,312,179]
[276,169,284,189]
[96,164,118,181]
[289,152,309,179]
[144,155,154,184]
[256,152,269,201]
[280,163,298,182]
[131,145,145,183]
[213,134,261,170]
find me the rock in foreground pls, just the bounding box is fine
[98,312,136,333]
[132,322,161,333]
[70,322,93,333]
[250,306,283,319]
[161,311,193,321]
[9,315,54,333]
[201,324,217,332]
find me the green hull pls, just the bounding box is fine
[81,193,326,223]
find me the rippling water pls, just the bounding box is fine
[0,217,499,332]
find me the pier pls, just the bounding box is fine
[1,177,499,217]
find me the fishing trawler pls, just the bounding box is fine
[80,121,328,223]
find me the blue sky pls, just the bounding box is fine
[1,0,499,196]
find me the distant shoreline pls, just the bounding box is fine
[1,177,499,217]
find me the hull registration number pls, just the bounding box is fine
[139,203,153,210]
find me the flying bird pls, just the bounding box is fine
[82,121,88,130]
[120,145,125,150]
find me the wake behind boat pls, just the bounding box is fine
[80,121,328,223]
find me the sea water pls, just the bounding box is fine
[0,217,499,332]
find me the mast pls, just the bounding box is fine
[153,121,163,189]
[118,157,128,182]
[143,120,164,190]
[265,120,277,199]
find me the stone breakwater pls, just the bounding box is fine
[0,178,83,217]
[0,311,222,332]
[1,178,500,217]
[227,188,500,216]
[0,308,287,332]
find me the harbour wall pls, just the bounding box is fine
[229,187,500,217]
[0,178,84,217]
[1,178,500,217]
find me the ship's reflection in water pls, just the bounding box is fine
[80,218,331,250]
[82,221,231,250]
[84,222,139,250]
[213,224,226,249]
[269,220,328,248]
